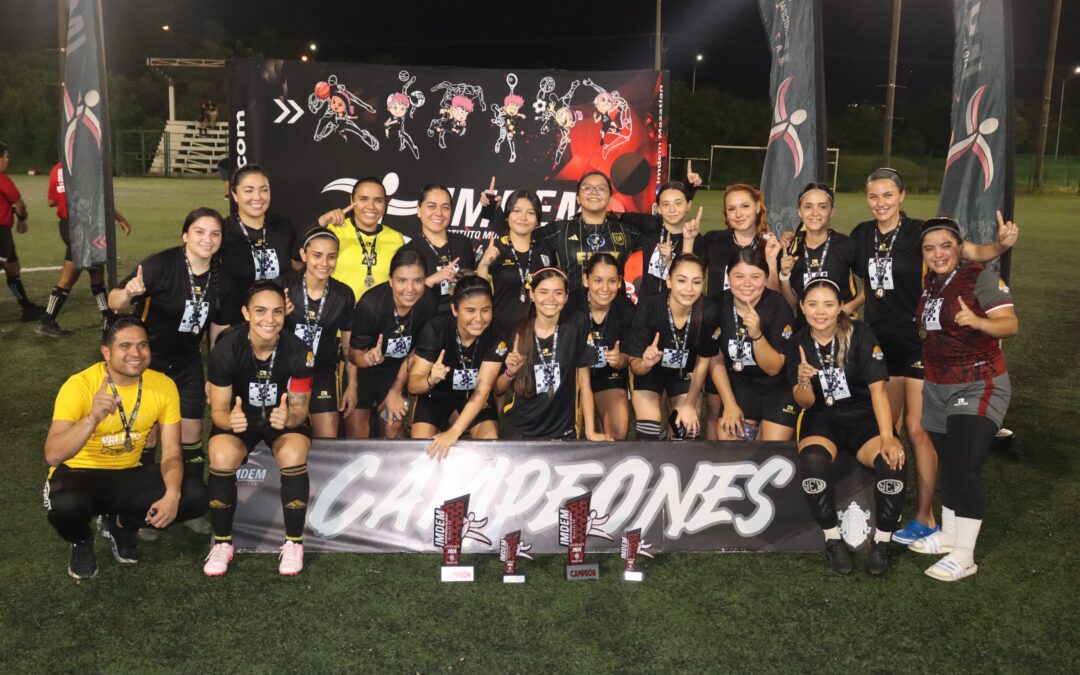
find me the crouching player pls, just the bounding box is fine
[43,316,208,580]
[204,281,313,577]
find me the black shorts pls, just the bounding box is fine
[59,219,72,262]
[412,391,498,430]
[632,365,691,398]
[590,365,629,393]
[310,366,339,415]
[0,227,18,264]
[154,355,206,420]
[355,367,399,409]
[874,325,924,380]
[502,426,577,441]
[730,376,798,427]
[210,420,312,456]
[797,409,880,456]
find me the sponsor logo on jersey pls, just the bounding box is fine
[611,232,625,246]
[782,324,793,340]
[306,351,315,368]
[317,389,332,400]
[998,279,1010,294]
[495,341,508,357]
[872,345,884,361]
[953,397,969,407]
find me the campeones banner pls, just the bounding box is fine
[234,441,877,554]
[228,59,668,241]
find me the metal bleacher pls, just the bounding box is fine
[149,120,228,176]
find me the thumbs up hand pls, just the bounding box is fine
[269,393,290,430]
[605,340,623,368]
[230,395,248,433]
[954,296,981,330]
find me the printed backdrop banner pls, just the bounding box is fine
[757,0,827,233]
[939,0,1014,277]
[234,441,877,554]
[228,59,669,241]
[61,0,115,270]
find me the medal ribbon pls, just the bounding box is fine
[105,369,143,448]
[533,325,559,396]
[301,275,328,350]
[249,338,278,421]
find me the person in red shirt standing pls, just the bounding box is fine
[37,161,131,336]
[0,142,47,321]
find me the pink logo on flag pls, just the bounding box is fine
[766,76,808,178]
[945,85,998,190]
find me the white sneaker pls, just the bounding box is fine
[203,542,234,577]
[278,541,304,576]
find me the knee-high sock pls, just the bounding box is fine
[207,468,237,542]
[90,283,109,316]
[7,276,31,308]
[952,516,982,567]
[635,420,667,441]
[798,444,837,532]
[45,287,70,320]
[279,464,309,542]
[873,454,906,534]
[182,442,207,480]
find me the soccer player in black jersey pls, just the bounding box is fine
[477,190,554,332]
[850,167,1018,546]
[213,165,301,336]
[284,228,356,439]
[567,253,633,439]
[399,184,475,315]
[496,268,610,441]
[349,249,438,439]
[540,171,657,293]
[709,249,797,441]
[778,183,861,323]
[626,254,721,440]
[204,282,314,577]
[109,207,227,496]
[410,275,503,447]
[787,279,905,576]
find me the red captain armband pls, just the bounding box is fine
[288,377,313,394]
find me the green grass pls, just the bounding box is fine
[2,178,1079,673]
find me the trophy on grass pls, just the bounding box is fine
[620,528,655,582]
[434,494,490,582]
[558,492,612,581]
[499,530,533,584]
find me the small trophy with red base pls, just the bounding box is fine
[434,494,489,582]
[499,530,532,584]
[620,528,654,582]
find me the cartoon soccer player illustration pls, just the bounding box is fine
[308,75,380,150]
[583,78,632,158]
[533,77,582,168]
[491,74,527,163]
[385,70,426,160]
[427,81,486,149]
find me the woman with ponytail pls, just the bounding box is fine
[786,278,905,577]
[109,207,229,519]
[495,268,611,441]
[625,253,721,440]
[411,275,503,450]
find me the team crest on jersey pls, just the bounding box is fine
[998,280,1010,294]
[306,351,315,367]
[872,345,884,361]
[540,254,551,266]
[912,360,924,370]
[611,232,625,246]
[782,324,793,340]
[495,341,508,357]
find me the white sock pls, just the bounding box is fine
[823,527,841,541]
[938,506,957,544]
[874,528,892,544]
[951,516,982,567]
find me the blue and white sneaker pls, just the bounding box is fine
[891,520,940,545]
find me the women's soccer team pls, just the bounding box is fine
[57,162,1021,582]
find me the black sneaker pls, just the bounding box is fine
[100,515,142,564]
[825,538,854,575]
[20,303,47,322]
[68,538,98,580]
[866,539,893,576]
[36,320,73,337]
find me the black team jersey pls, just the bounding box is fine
[479,234,554,333]
[566,288,634,382]
[625,294,723,371]
[413,314,506,397]
[849,215,925,335]
[715,288,795,381]
[786,229,859,305]
[349,282,438,376]
[694,229,767,298]
[219,214,297,322]
[282,272,356,373]
[120,246,230,366]
[785,321,888,422]
[540,215,656,293]
[208,326,314,422]
[503,311,597,439]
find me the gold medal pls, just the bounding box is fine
[874,287,885,299]
[825,395,835,407]
[918,326,928,340]
[732,360,744,372]
[364,275,375,288]
[123,436,134,453]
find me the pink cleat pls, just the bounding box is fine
[278,541,304,576]
[203,542,234,577]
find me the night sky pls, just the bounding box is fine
[2,0,1078,103]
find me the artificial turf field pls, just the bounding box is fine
[1,177,1077,673]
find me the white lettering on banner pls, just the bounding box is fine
[556,193,579,221]
[308,452,797,541]
[960,1,982,79]
[235,110,247,168]
[307,453,382,537]
[67,0,87,55]
[535,190,558,222]
[448,188,487,231]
